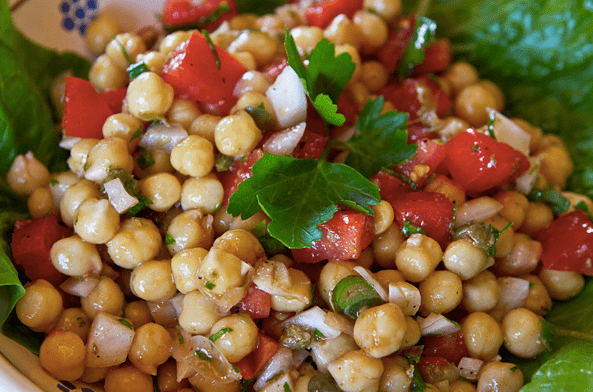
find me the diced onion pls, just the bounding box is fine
[59,275,99,297]
[458,357,483,381]
[103,178,139,213]
[86,312,135,368]
[516,157,540,195]
[147,298,178,326]
[254,347,293,390]
[454,197,503,228]
[487,108,531,156]
[323,312,354,336]
[492,277,530,317]
[257,371,294,392]
[281,306,341,339]
[59,135,81,150]
[170,293,185,318]
[138,121,188,153]
[388,281,421,316]
[418,313,460,336]
[266,66,307,129]
[353,266,388,302]
[263,122,306,156]
[253,260,308,303]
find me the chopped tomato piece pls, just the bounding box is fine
[384,191,455,247]
[407,123,439,144]
[423,330,468,365]
[379,77,448,121]
[537,210,593,276]
[238,285,271,319]
[291,211,374,263]
[377,15,415,73]
[444,129,530,193]
[336,91,358,126]
[370,171,413,200]
[218,149,264,206]
[292,130,328,159]
[304,0,363,28]
[416,356,458,384]
[396,139,446,188]
[412,38,452,76]
[233,332,280,380]
[162,0,237,31]
[161,31,247,109]
[11,214,72,287]
[101,87,127,113]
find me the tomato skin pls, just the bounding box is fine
[396,139,446,188]
[162,0,237,31]
[219,149,264,206]
[370,171,413,200]
[379,77,449,122]
[304,0,363,28]
[412,38,452,76]
[101,87,127,113]
[384,191,455,248]
[538,210,593,276]
[161,31,247,108]
[11,214,72,287]
[292,130,328,160]
[233,332,280,380]
[377,15,416,73]
[423,330,468,365]
[444,129,530,193]
[238,285,272,320]
[291,211,375,263]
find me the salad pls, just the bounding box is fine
[1,0,593,391]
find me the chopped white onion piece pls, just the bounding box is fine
[493,277,530,316]
[418,313,460,336]
[86,312,135,368]
[353,266,388,302]
[516,157,541,195]
[60,275,99,297]
[59,135,81,150]
[103,178,139,213]
[281,306,341,339]
[138,121,188,153]
[170,293,185,318]
[388,281,421,316]
[487,108,531,156]
[324,312,354,336]
[266,66,307,129]
[257,371,294,392]
[263,122,306,156]
[147,298,178,326]
[254,347,293,390]
[458,357,483,381]
[253,259,308,301]
[292,349,310,369]
[454,197,504,228]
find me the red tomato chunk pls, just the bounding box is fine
[238,285,272,320]
[162,0,237,31]
[423,330,468,365]
[233,332,280,380]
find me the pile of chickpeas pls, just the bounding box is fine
[7,0,592,391]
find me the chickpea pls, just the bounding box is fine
[16,280,63,333]
[374,269,405,288]
[102,113,144,153]
[419,271,463,316]
[454,84,499,127]
[139,173,182,212]
[130,260,177,302]
[461,312,503,361]
[523,275,552,316]
[379,356,412,392]
[198,248,247,296]
[51,235,102,276]
[371,200,395,235]
[89,54,129,91]
[104,365,154,392]
[538,268,585,300]
[443,239,490,280]
[133,149,175,178]
[233,70,273,98]
[255,14,285,34]
[311,333,359,374]
[67,138,99,177]
[54,308,91,343]
[49,171,80,207]
[7,151,51,195]
[271,267,312,312]
[166,209,215,255]
[105,32,147,70]
[354,303,407,358]
[79,366,109,384]
[290,26,325,55]
[327,350,384,392]
[462,271,500,313]
[424,174,466,206]
[477,80,505,112]
[210,29,241,50]
[275,4,303,29]
[181,175,224,214]
[124,300,153,329]
[74,198,120,244]
[171,247,208,294]
[166,98,202,130]
[353,11,389,53]
[493,234,542,276]
[190,374,241,392]
[60,179,101,227]
[85,14,122,55]
[170,135,215,177]
[232,91,277,123]
[324,14,361,49]
[28,186,58,218]
[212,229,266,266]
[214,110,262,158]
[39,330,86,381]
[84,137,134,183]
[402,315,422,348]
[483,215,514,258]
[159,31,193,56]
[535,145,573,188]
[363,0,402,21]
[229,13,257,29]
[395,234,443,282]
[450,379,477,392]
[80,277,124,319]
[521,202,554,237]
[189,114,221,144]
[135,51,167,75]
[491,191,527,231]
[209,313,258,363]
[502,308,546,358]
[318,260,358,305]
[477,361,523,392]
[179,290,220,335]
[129,322,173,375]
[107,217,162,269]
[444,62,479,96]
[127,72,174,120]
[373,222,405,268]
[157,359,190,392]
[228,30,278,66]
[360,61,389,93]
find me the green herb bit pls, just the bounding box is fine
[127,195,153,216]
[205,281,216,290]
[165,233,176,245]
[574,201,593,221]
[178,335,185,345]
[215,153,235,172]
[332,275,383,319]
[397,15,437,76]
[76,317,85,327]
[251,221,288,257]
[487,109,496,138]
[127,61,150,80]
[244,103,275,133]
[130,127,142,141]
[201,29,221,69]
[528,186,570,215]
[401,220,427,237]
[209,327,233,342]
[117,40,134,66]
[101,166,139,196]
[194,349,212,362]
[313,328,324,339]
[118,318,134,330]
[283,382,292,392]
[136,146,156,170]
[240,379,254,392]
[487,221,513,257]
[50,178,59,186]
[452,222,511,257]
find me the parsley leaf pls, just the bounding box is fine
[343,96,417,178]
[398,15,437,76]
[227,153,380,248]
[285,32,356,126]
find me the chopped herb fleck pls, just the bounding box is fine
[118,318,134,330]
[130,127,142,141]
[76,317,85,327]
[194,349,211,362]
[50,178,59,186]
[205,281,216,290]
[165,233,176,245]
[201,29,221,69]
[209,327,233,342]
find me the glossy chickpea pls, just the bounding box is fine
[535,145,573,188]
[521,202,554,237]
[189,114,221,144]
[190,375,241,392]
[379,356,412,392]
[454,84,499,127]
[157,359,190,392]
[16,280,63,333]
[107,217,162,269]
[140,173,182,212]
[130,260,177,301]
[102,113,144,153]
[127,72,174,120]
[493,191,529,231]
[228,30,278,66]
[171,135,215,177]
[124,300,153,329]
[477,361,523,392]
[40,330,86,381]
[59,179,101,227]
[84,137,134,183]
[444,62,479,96]
[255,14,285,34]
[67,138,99,177]
[523,275,552,316]
[179,290,221,335]
[324,14,361,49]
[135,51,167,75]
[363,0,402,21]
[89,54,129,91]
[180,175,224,214]
[28,186,58,218]
[49,171,80,207]
[210,29,241,50]
[166,98,202,130]
[438,116,470,142]
[271,267,312,312]
[538,268,585,300]
[85,14,122,55]
[450,379,477,392]
[54,308,91,343]
[212,229,266,266]
[214,110,262,158]
[374,269,405,288]
[353,10,389,53]
[166,209,215,255]
[493,233,542,277]
[290,25,325,54]
[159,31,193,56]
[483,215,514,258]
[231,91,276,123]
[419,271,463,316]
[310,333,359,374]
[354,303,407,358]
[104,365,154,392]
[462,270,500,313]
[318,260,358,305]
[402,316,422,348]
[198,248,248,296]
[80,277,124,319]
[233,70,273,98]
[360,61,389,93]
[171,247,208,294]
[51,235,102,276]
[105,32,147,70]
[395,234,443,282]
[209,313,258,363]
[79,366,109,384]
[328,350,384,392]
[7,151,51,195]
[424,174,466,206]
[373,222,405,268]
[74,198,120,244]
[129,322,173,375]
[476,80,505,112]
[502,308,546,358]
[461,312,503,361]
[443,239,490,280]
[133,149,175,178]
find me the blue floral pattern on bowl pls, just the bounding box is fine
[59,0,98,35]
